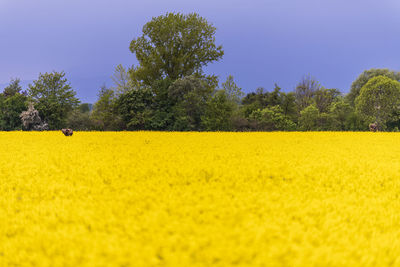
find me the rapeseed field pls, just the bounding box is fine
[2,131,400,266]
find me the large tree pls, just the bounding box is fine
[355,75,400,130]
[348,68,400,106]
[129,12,224,86]
[28,71,79,129]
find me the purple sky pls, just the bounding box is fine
[1,0,399,103]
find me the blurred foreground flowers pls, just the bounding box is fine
[1,131,400,266]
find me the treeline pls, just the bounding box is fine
[2,13,400,131]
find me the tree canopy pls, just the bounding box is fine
[129,13,224,86]
[355,75,400,130]
[28,71,79,130]
[348,69,400,106]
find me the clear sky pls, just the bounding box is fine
[0,0,399,103]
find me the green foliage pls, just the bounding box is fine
[0,94,5,129]
[299,104,319,130]
[355,75,400,130]
[2,93,28,130]
[328,98,353,130]
[201,75,244,131]
[129,12,224,86]
[249,105,296,131]
[344,112,367,131]
[280,92,297,122]
[0,79,28,130]
[67,110,93,130]
[3,78,24,98]
[385,108,400,131]
[116,88,154,130]
[221,75,244,104]
[314,88,341,113]
[242,85,292,118]
[201,90,234,131]
[295,75,321,111]
[91,85,122,130]
[66,103,94,130]
[28,71,79,130]
[348,69,400,106]
[111,64,136,95]
[148,78,175,130]
[79,103,92,113]
[168,75,215,130]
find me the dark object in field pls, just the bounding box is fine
[369,123,378,132]
[61,128,73,136]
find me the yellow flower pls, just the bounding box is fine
[1,131,400,266]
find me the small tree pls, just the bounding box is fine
[28,71,79,129]
[20,103,48,131]
[355,75,400,130]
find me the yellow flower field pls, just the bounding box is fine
[1,131,400,266]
